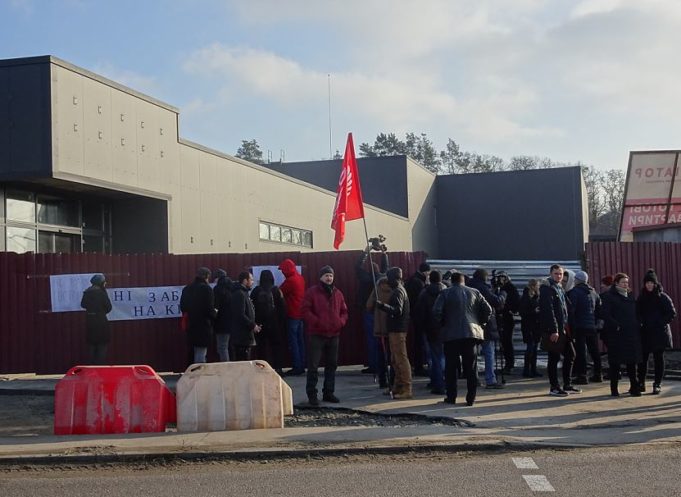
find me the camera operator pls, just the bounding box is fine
[492,271,520,375]
[356,235,388,375]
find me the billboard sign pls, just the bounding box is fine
[619,151,681,241]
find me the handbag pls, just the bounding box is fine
[180,312,189,332]
[540,332,567,353]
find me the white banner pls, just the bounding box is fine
[50,266,303,321]
[50,273,98,312]
[107,286,183,321]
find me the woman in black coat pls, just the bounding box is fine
[80,273,113,365]
[601,273,642,397]
[250,270,287,374]
[519,279,542,378]
[636,269,676,394]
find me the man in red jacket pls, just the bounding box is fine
[279,259,306,375]
[301,265,348,406]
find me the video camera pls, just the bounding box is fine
[368,234,387,252]
[490,269,508,289]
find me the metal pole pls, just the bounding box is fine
[328,74,332,159]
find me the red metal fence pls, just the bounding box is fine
[0,250,426,374]
[586,242,681,347]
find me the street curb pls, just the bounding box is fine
[0,440,597,468]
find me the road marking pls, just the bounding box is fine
[512,457,538,469]
[522,475,555,492]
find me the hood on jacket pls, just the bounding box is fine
[278,258,298,278]
[562,269,575,292]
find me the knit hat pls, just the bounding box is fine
[386,267,403,283]
[90,273,106,286]
[418,262,431,272]
[196,267,211,279]
[601,275,614,286]
[643,269,659,285]
[574,270,588,284]
[429,270,442,283]
[213,268,227,280]
[319,265,334,278]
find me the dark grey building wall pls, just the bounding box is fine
[263,156,409,217]
[112,197,168,254]
[436,167,586,260]
[0,57,52,179]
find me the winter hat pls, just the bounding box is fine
[429,270,442,283]
[196,267,211,279]
[386,267,403,283]
[574,270,588,284]
[418,262,431,272]
[601,275,614,286]
[319,265,334,278]
[643,269,659,285]
[213,268,227,280]
[90,273,106,286]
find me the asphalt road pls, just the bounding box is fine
[2,444,680,497]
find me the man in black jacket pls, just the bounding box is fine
[493,271,520,375]
[230,271,262,361]
[180,267,217,364]
[377,267,412,399]
[567,271,603,384]
[356,245,388,375]
[405,262,431,376]
[433,272,492,406]
[468,269,505,389]
[213,269,234,362]
[539,264,579,396]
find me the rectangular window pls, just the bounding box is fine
[259,221,312,247]
[270,225,281,242]
[259,222,269,240]
[37,195,79,227]
[6,190,35,223]
[6,226,36,253]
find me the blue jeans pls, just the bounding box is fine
[216,333,230,362]
[429,341,445,391]
[481,340,497,385]
[287,318,306,371]
[363,311,378,371]
[193,346,208,364]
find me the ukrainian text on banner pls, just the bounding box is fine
[50,274,183,321]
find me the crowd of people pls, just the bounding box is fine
[80,252,677,407]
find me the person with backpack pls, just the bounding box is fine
[250,269,287,375]
[213,269,234,362]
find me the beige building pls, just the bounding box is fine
[0,56,436,255]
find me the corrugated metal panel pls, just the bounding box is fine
[586,242,680,347]
[0,250,427,374]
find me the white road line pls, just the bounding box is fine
[512,457,539,469]
[522,475,555,492]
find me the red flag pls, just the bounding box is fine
[331,133,365,249]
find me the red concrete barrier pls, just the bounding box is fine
[54,365,176,435]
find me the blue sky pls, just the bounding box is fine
[2,0,680,170]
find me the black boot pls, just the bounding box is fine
[610,379,620,397]
[523,351,532,377]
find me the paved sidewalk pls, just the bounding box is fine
[0,366,679,464]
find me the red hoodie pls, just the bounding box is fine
[278,259,305,319]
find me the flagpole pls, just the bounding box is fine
[328,74,332,159]
[362,218,379,301]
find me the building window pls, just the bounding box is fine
[7,226,36,253]
[3,187,112,255]
[6,190,36,223]
[259,221,312,248]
